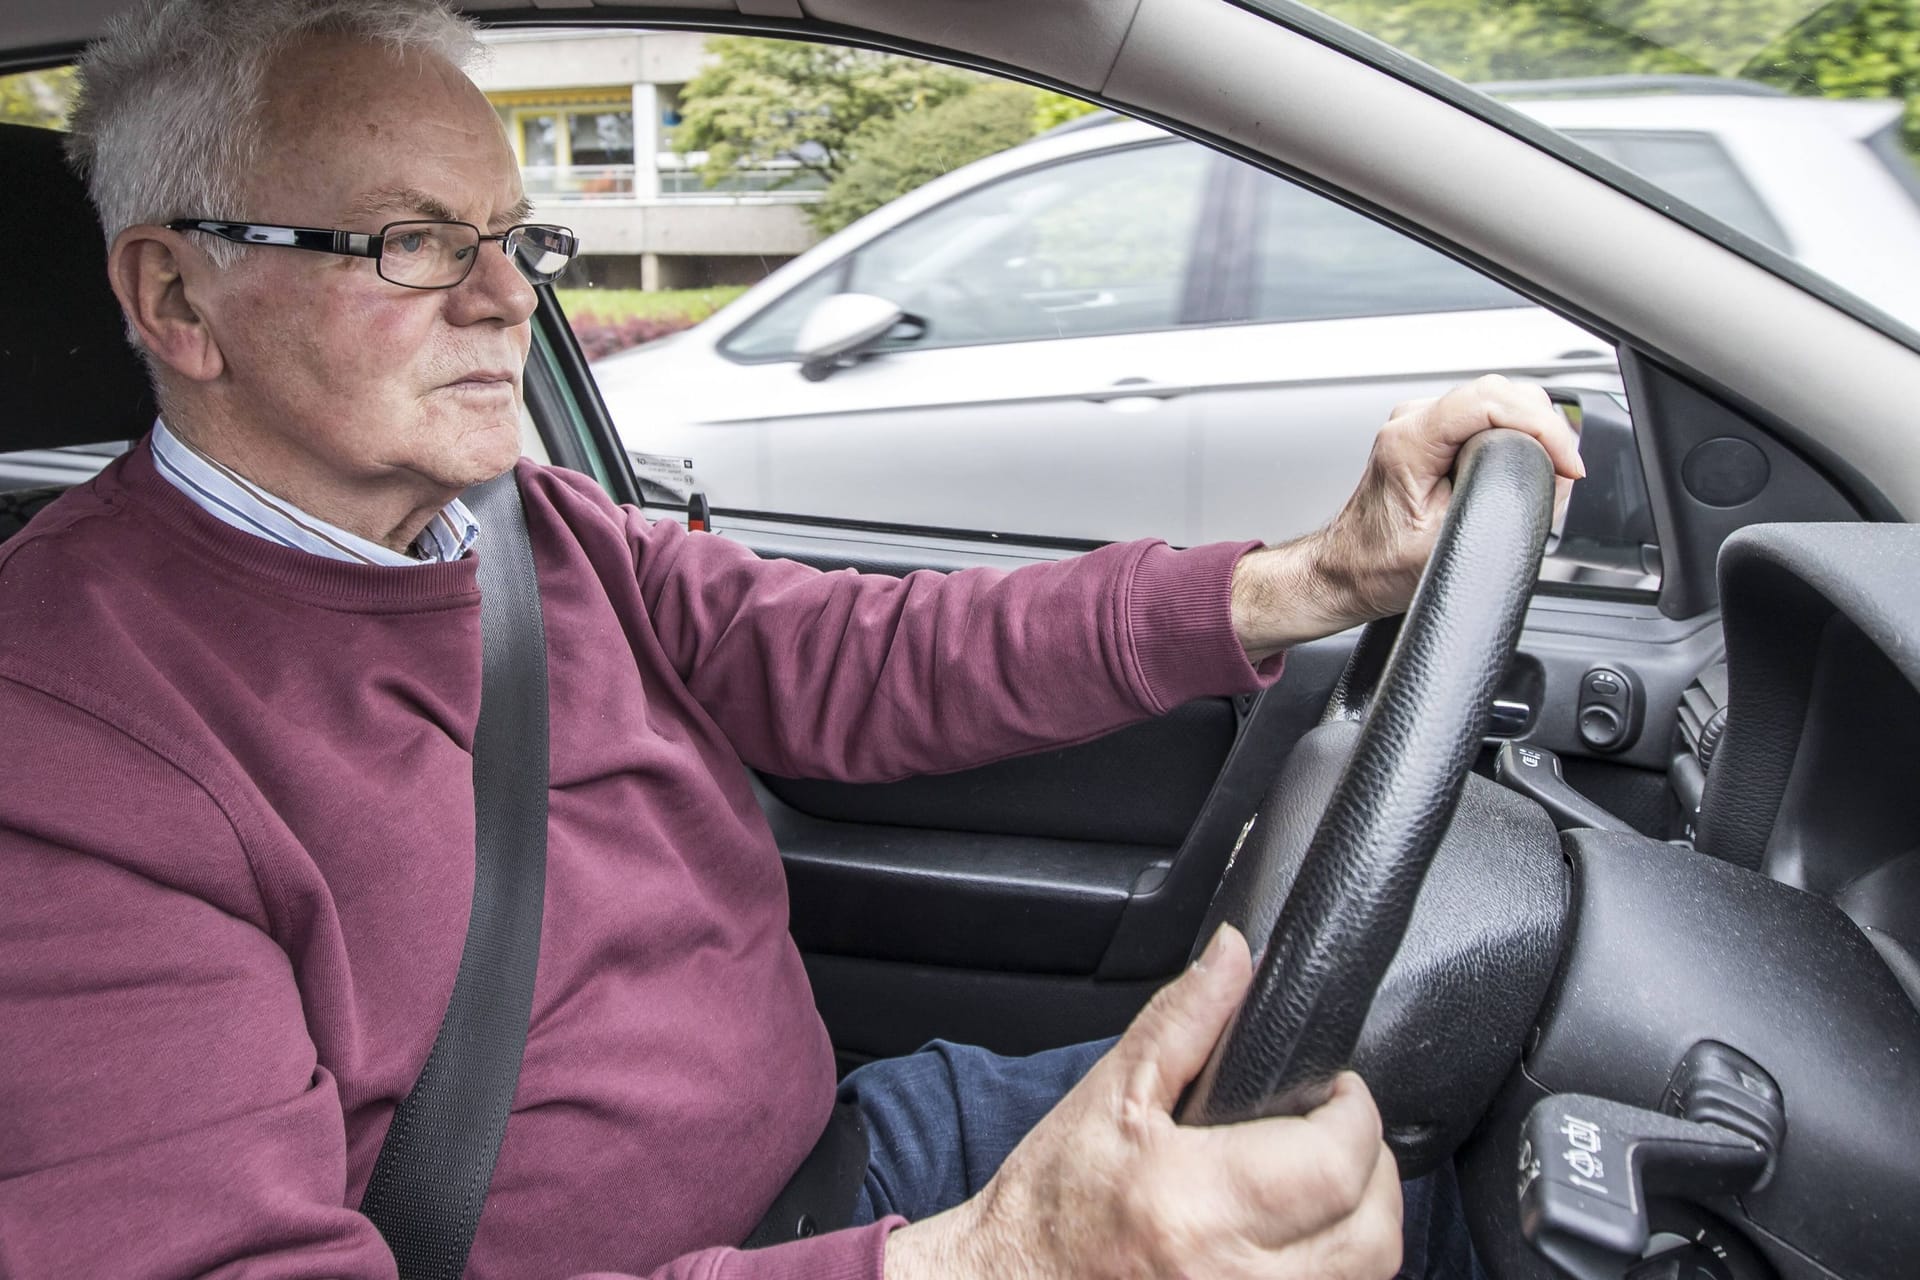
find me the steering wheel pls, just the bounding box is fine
[1178,428,1557,1129]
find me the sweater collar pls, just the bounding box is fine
[149,418,480,567]
[108,435,484,609]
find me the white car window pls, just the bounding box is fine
[1565,130,1790,253]
[838,142,1213,350]
[722,267,846,361]
[1247,169,1532,322]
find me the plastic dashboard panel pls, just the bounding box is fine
[1697,523,1920,969]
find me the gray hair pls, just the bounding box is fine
[66,0,484,265]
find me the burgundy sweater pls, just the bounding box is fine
[0,442,1272,1279]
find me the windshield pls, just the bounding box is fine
[1241,0,1920,338]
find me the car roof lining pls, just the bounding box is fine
[4,0,1917,522]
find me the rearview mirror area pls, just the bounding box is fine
[1539,388,1662,593]
[795,292,926,381]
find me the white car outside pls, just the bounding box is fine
[592,85,1920,548]
[1517,89,1920,330]
[596,118,1613,547]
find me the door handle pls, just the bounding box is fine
[1083,377,1188,407]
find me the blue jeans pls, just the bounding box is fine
[838,1038,1482,1280]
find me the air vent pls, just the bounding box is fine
[1677,662,1730,770]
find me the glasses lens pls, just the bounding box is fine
[507,225,577,285]
[379,221,480,288]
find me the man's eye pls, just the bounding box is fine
[392,232,429,254]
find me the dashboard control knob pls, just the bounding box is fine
[1577,665,1638,752]
[1579,704,1625,750]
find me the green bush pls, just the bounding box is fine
[556,287,748,360]
[807,82,1043,235]
[1032,90,1103,133]
[671,37,982,191]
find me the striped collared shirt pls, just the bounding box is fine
[149,419,480,566]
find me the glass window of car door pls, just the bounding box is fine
[728,141,1211,357]
[1246,169,1530,321]
[1563,130,1789,253]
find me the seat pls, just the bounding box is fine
[0,121,156,540]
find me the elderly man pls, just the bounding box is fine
[0,1,1581,1277]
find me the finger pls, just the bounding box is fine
[1221,1072,1387,1236]
[1348,1142,1406,1279]
[1370,1140,1404,1235]
[1298,1145,1405,1280]
[1410,377,1584,482]
[1484,390,1586,481]
[1114,924,1255,1114]
[1387,395,1438,422]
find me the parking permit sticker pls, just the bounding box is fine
[630,452,699,501]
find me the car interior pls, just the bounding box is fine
[5,2,1920,1279]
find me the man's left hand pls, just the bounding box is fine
[1232,375,1584,661]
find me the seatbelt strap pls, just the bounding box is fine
[360,470,550,1280]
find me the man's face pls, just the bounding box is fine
[193,34,536,500]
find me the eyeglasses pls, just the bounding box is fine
[165,218,579,290]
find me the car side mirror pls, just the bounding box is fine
[795,292,924,382]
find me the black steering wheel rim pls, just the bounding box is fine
[1181,428,1557,1125]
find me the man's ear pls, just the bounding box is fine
[107,226,225,383]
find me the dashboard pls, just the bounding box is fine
[1695,522,1920,1007]
[1466,521,1920,1280]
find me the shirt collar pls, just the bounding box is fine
[149,419,480,566]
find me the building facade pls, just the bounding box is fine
[474,30,823,290]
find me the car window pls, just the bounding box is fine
[725,141,1212,358]
[516,38,1648,593]
[2,45,1655,599]
[1247,168,1530,322]
[1564,130,1790,253]
[720,266,847,360]
[849,142,1209,348]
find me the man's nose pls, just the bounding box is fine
[449,238,539,325]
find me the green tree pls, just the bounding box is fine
[1316,0,1920,153]
[1032,89,1102,133]
[672,37,983,190]
[0,67,77,130]
[807,82,1041,233]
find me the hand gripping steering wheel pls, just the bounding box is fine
[1179,428,1556,1125]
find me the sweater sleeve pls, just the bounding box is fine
[541,469,1281,783]
[0,673,904,1280]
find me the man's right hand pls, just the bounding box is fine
[883,925,1404,1279]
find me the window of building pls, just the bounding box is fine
[567,111,636,168]
[492,90,637,199]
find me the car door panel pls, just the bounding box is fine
[752,335,1200,541]
[721,527,1708,1061]
[764,621,1364,1065]
[1186,310,1621,544]
[764,685,1250,973]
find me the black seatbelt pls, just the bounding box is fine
[360,470,550,1280]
